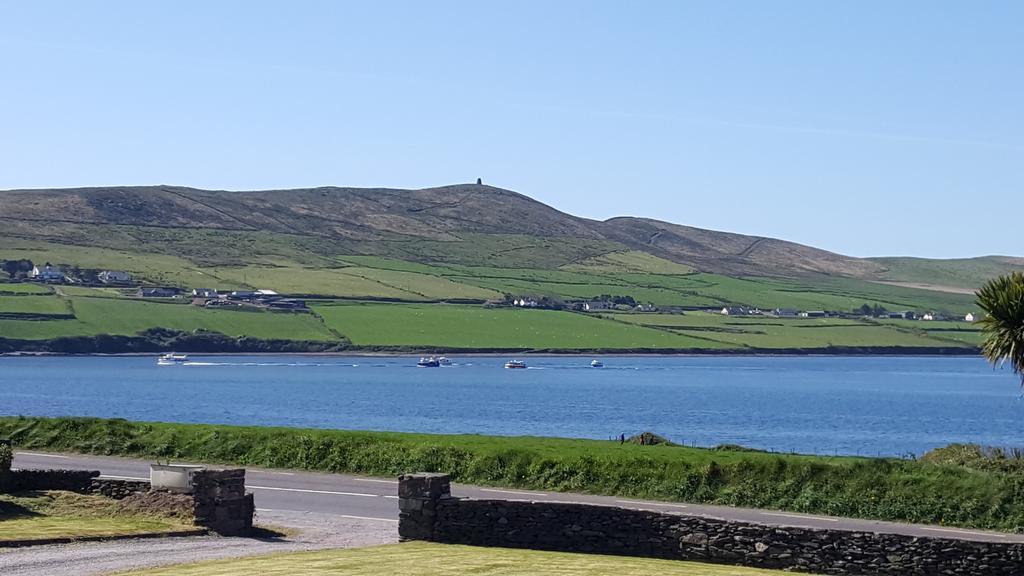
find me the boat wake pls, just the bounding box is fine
[181,361,360,367]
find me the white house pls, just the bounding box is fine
[583,301,611,312]
[965,312,980,322]
[29,263,66,283]
[98,270,132,284]
[921,313,935,321]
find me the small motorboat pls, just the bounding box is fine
[417,357,441,368]
[590,359,604,368]
[437,356,453,366]
[157,352,188,366]
[505,360,527,369]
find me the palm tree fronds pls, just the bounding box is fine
[976,272,1024,383]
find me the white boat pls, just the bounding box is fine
[590,359,604,368]
[438,356,453,366]
[505,360,527,369]
[157,353,188,365]
[417,357,440,368]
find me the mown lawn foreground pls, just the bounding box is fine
[0,490,191,542]
[115,542,809,576]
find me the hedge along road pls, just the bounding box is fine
[12,451,1024,544]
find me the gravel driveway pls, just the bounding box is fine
[0,510,398,576]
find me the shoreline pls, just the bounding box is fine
[0,349,983,358]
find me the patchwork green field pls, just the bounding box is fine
[606,312,979,349]
[0,280,983,351]
[0,219,992,353]
[0,294,336,342]
[0,282,52,295]
[0,295,70,314]
[312,302,722,349]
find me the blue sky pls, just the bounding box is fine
[1,1,1020,258]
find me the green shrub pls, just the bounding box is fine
[0,441,12,472]
[1,416,1022,532]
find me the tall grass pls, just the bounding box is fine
[1,417,1021,531]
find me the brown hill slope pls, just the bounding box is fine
[597,217,884,278]
[0,183,1017,283]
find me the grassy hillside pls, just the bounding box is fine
[4,417,1023,532]
[868,256,1024,291]
[2,183,1019,284]
[0,183,1012,352]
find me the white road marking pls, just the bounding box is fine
[920,527,1006,538]
[16,452,69,459]
[616,500,689,509]
[354,478,398,484]
[479,488,548,497]
[248,485,378,498]
[339,514,399,523]
[99,475,149,481]
[762,512,839,522]
[382,495,399,499]
[265,471,295,476]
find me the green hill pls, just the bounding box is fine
[0,183,1019,352]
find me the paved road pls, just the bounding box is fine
[13,451,1024,544]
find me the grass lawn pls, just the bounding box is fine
[0,490,191,542]
[562,250,696,274]
[0,283,53,295]
[340,267,502,300]
[115,542,804,576]
[312,302,723,349]
[0,295,69,314]
[207,265,424,299]
[57,286,130,298]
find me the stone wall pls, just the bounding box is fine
[89,478,151,499]
[5,469,99,493]
[191,469,254,536]
[398,473,1024,576]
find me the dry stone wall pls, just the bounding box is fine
[5,469,99,492]
[398,473,1024,576]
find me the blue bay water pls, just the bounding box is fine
[0,355,1021,457]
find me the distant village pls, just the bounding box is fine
[4,261,307,312]
[498,294,981,323]
[4,260,981,322]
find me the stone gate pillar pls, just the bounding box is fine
[190,468,254,536]
[398,472,451,541]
